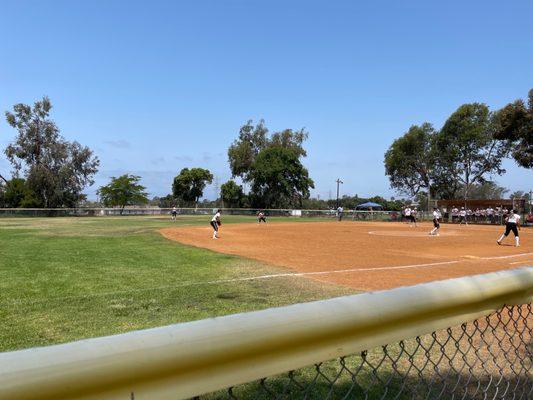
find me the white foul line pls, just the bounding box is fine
[6,254,531,306]
[6,260,460,306]
[207,252,533,284]
[478,252,533,260]
[207,260,460,283]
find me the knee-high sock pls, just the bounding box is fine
[515,236,520,246]
[498,233,505,242]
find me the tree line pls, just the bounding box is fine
[384,89,532,202]
[1,91,531,210]
[0,98,315,210]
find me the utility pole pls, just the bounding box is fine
[336,179,343,208]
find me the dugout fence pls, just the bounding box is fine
[0,268,531,400]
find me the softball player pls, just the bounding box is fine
[429,207,441,236]
[171,207,177,221]
[210,209,221,239]
[459,207,467,225]
[404,207,412,225]
[411,207,418,227]
[337,206,344,221]
[257,211,267,223]
[497,209,521,247]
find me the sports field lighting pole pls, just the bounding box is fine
[336,179,343,208]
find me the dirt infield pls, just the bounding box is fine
[160,221,533,291]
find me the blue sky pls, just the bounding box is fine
[1,0,532,201]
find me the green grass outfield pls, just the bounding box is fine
[0,215,354,352]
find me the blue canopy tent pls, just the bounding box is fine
[356,201,383,210]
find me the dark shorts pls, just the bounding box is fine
[258,216,266,222]
[210,221,219,231]
[504,222,518,237]
[433,218,440,228]
[409,215,416,222]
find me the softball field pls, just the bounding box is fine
[161,221,533,291]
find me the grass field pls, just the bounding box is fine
[0,215,354,352]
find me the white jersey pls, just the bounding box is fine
[507,213,520,224]
[404,208,411,216]
[211,212,220,222]
[459,210,466,217]
[433,210,441,219]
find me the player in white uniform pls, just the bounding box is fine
[497,210,521,247]
[429,207,442,236]
[257,211,267,223]
[210,210,221,239]
[336,206,344,221]
[404,207,412,226]
[411,207,418,227]
[171,207,177,221]
[459,207,467,225]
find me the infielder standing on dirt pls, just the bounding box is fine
[257,211,267,223]
[459,207,467,225]
[210,209,221,239]
[497,209,521,247]
[171,207,177,221]
[411,207,418,227]
[429,207,441,236]
[337,206,344,221]
[404,206,411,224]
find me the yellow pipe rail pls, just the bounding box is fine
[0,267,532,400]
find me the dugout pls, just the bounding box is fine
[436,198,527,224]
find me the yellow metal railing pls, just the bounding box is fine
[0,268,532,400]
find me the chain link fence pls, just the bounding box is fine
[197,303,531,400]
[3,207,530,225]
[0,207,408,221]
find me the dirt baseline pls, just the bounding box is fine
[160,221,533,291]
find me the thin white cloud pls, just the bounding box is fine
[104,140,131,149]
[151,157,165,165]
[174,155,193,162]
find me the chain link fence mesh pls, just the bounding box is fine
[197,303,531,400]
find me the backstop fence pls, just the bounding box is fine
[0,268,531,400]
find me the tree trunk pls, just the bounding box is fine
[120,204,125,215]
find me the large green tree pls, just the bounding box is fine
[227,120,269,183]
[172,168,213,206]
[0,178,40,208]
[220,180,246,208]
[4,97,99,207]
[228,120,313,208]
[97,174,148,214]
[458,182,508,200]
[228,120,308,184]
[248,146,314,208]
[384,123,436,197]
[433,103,510,201]
[493,89,533,169]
